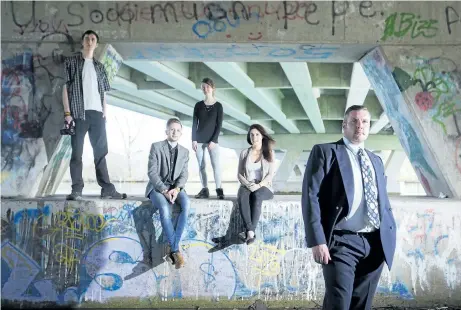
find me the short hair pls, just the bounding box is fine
[344,105,369,120]
[201,77,215,89]
[166,118,182,128]
[81,30,99,43]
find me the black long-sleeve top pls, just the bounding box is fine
[191,101,223,143]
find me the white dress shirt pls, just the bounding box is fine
[335,137,379,232]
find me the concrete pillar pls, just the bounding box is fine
[273,149,303,193]
[361,47,461,199]
[385,150,406,195]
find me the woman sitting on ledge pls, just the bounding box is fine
[237,124,276,245]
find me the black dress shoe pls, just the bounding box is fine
[216,188,225,200]
[101,189,127,199]
[195,187,209,199]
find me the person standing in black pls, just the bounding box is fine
[192,78,224,199]
[62,30,126,200]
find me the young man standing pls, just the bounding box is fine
[145,118,190,269]
[62,30,126,200]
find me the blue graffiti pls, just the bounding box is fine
[434,234,449,255]
[13,205,50,224]
[407,248,425,260]
[131,44,338,61]
[378,279,414,300]
[361,49,437,180]
[108,251,137,264]
[94,273,123,291]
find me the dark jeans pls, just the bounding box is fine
[238,186,273,231]
[322,230,385,310]
[70,110,114,193]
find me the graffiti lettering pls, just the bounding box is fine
[445,6,460,35]
[331,1,349,36]
[359,1,376,18]
[381,12,439,41]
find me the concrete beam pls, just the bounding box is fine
[370,113,390,134]
[205,62,300,134]
[248,63,292,89]
[385,150,407,194]
[280,62,325,133]
[220,134,402,151]
[310,63,352,89]
[124,61,251,126]
[273,149,304,192]
[111,76,246,134]
[345,62,370,110]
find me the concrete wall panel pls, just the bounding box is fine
[1,197,460,306]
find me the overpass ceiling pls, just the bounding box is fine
[110,60,393,140]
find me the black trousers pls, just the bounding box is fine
[238,186,273,231]
[70,110,114,193]
[322,230,385,310]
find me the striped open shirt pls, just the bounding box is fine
[64,52,111,120]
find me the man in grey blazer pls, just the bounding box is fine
[146,118,190,269]
[302,105,396,309]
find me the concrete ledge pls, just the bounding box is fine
[1,196,460,307]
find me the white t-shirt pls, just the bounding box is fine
[82,58,103,112]
[247,160,262,183]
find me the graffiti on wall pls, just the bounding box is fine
[4,1,459,42]
[0,45,67,197]
[361,48,441,197]
[99,44,123,85]
[2,200,460,305]
[127,43,339,61]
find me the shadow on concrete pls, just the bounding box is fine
[208,201,246,253]
[125,200,167,280]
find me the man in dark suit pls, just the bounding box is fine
[302,105,396,310]
[146,118,189,269]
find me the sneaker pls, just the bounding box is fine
[195,188,209,199]
[216,188,225,200]
[101,189,127,199]
[66,191,82,200]
[171,251,185,269]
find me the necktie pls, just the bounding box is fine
[357,148,380,229]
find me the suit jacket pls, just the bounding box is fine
[301,139,397,268]
[145,140,189,198]
[237,148,276,192]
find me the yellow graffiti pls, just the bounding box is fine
[53,242,81,270]
[1,171,10,183]
[54,207,115,233]
[248,242,286,276]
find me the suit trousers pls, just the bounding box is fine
[322,230,385,310]
[70,110,114,193]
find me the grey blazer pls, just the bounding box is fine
[145,140,189,198]
[237,147,276,192]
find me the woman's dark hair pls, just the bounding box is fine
[201,77,215,89]
[246,124,275,162]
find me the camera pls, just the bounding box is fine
[60,120,76,136]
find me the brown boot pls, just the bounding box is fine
[171,251,185,269]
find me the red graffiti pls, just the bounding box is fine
[415,91,434,111]
[248,31,262,40]
[417,168,433,196]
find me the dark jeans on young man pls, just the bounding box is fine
[238,186,273,231]
[70,110,115,193]
[149,190,190,252]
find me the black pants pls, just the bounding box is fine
[238,186,273,231]
[322,230,385,310]
[70,110,114,193]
